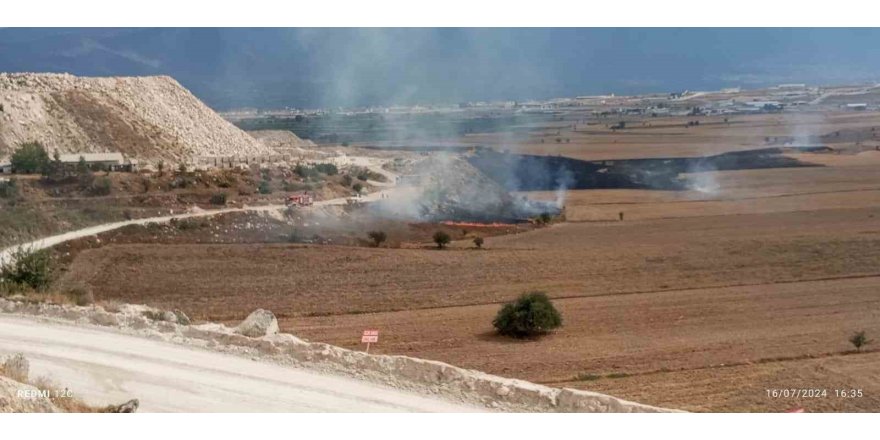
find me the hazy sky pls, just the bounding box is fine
[1,28,878,109]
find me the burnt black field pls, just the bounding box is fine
[233,110,558,144]
[467,147,826,192]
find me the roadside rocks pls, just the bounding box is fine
[0,354,138,413]
[0,298,676,412]
[89,310,120,327]
[106,399,140,413]
[235,309,279,338]
[172,310,191,325]
[0,376,57,413]
[158,310,190,325]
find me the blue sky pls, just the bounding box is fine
[1,28,878,109]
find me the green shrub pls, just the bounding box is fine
[43,150,68,182]
[88,177,112,196]
[492,292,562,338]
[432,231,451,249]
[0,178,18,199]
[350,166,386,182]
[294,163,323,181]
[535,212,553,225]
[74,157,94,187]
[0,247,52,291]
[171,218,206,231]
[210,192,227,205]
[850,331,872,352]
[352,183,364,193]
[473,236,484,248]
[367,231,387,247]
[283,180,313,192]
[314,163,339,175]
[575,372,601,381]
[11,141,49,174]
[170,176,190,189]
[258,180,272,194]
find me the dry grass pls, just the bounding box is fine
[59,203,880,321]
[287,276,880,412]
[49,110,880,411]
[468,111,880,161]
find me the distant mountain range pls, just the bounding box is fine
[2,28,878,110]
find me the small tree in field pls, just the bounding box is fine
[537,212,553,225]
[210,192,227,206]
[473,236,484,249]
[367,231,387,247]
[493,292,562,338]
[849,331,872,352]
[433,230,451,249]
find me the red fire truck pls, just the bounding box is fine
[286,192,314,207]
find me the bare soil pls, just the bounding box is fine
[465,111,880,161]
[287,277,880,412]
[52,111,880,412]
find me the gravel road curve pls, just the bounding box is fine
[0,315,481,412]
[0,158,398,267]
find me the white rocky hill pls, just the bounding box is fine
[0,73,272,162]
[249,129,316,151]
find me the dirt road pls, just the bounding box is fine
[0,315,480,412]
[0,158,399,266]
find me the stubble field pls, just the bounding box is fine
[58,111,880,411]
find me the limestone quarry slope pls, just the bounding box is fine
[0,73,272,162]
[249,129,317,150]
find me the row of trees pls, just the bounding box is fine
[366,230,485,249]
[6,142,112,195]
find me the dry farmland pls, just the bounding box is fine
[465,111,880,160]
[59,111,880,412]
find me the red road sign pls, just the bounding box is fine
[361,329,379,343]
